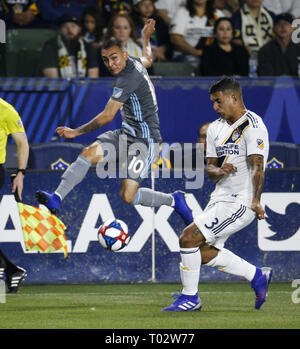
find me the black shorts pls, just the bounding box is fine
[95,129,159,183]
[0,164,5,190]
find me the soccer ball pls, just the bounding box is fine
[97,218,130,251]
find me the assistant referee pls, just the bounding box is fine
[0,97,29,293]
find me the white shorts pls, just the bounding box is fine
[194,201,255,249]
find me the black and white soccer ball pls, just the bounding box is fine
[97,218,130,251]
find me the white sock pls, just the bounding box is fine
[54,191,62,200]
[171,196,175,207]
[132,188,173,207]
[206,248,256,281]
[180,247,201,295]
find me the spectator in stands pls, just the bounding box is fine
[258,13,300,76]
[104,13,142,58]
[214,0,240,17]
[131,0,172,61]
[231,0,275,55]
[0,0,42,28]
[200,17,249,76]
[102,0,133,25]
[82,5,110,76]
[197,121,210,155]
[155,0,186,25]
[169,0,224,67]
[36,0,99,28]
[263,0,300,18]
[40,14,99,78]
[82,5,106,50]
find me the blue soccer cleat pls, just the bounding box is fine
[172,191,193,225]
[251,267,273,310]
[36,191,61,215]
[162,292,202,312]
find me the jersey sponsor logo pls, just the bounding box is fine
[216,143,239,157]
[216,119,249,164]
[258,193,300,251]
[186,27,214,37]
[112,87,123,99]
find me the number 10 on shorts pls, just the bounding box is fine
[128,156,144,174]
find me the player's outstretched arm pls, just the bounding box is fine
[248,154,265,220]
[140,18,155,68]
[206,158,237,181]
[56,98,123,138]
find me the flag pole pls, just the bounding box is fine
[10,174,21,202]
[151,169,156,283]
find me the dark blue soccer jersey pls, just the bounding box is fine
[111,56,162,143]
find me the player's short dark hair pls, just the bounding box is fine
[101,37,124,51]
[209,77,242,98]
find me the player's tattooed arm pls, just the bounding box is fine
[248,154,265,219]
[248,154,264,200]
[76,99,123,135]
[76,116,101,135]
[56,99,123,138]
[56,117,100,138]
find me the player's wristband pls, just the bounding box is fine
[17,169,26,176]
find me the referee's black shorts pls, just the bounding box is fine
[0,164,5,190]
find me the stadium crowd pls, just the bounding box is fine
[0,0,299,77]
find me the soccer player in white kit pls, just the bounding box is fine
[163,77,273,312]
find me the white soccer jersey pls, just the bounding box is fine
[155,0,185,20]
[169,7,224,63]
[206,110,269,208]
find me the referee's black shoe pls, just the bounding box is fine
[0,267,4,280]
[6,267,27,293]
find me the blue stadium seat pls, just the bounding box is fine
[28,143,84,170]
[153,62,197,77]
[5,29,56,77]
[267,142,300,168]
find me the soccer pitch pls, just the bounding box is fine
[0,283,299,329]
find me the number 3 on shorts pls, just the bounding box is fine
[205,217,219,229]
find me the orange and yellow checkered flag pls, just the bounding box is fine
[17,203,68,258]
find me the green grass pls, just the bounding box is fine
[0,283,299,329]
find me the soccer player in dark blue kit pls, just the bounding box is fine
[36,19,192,224]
